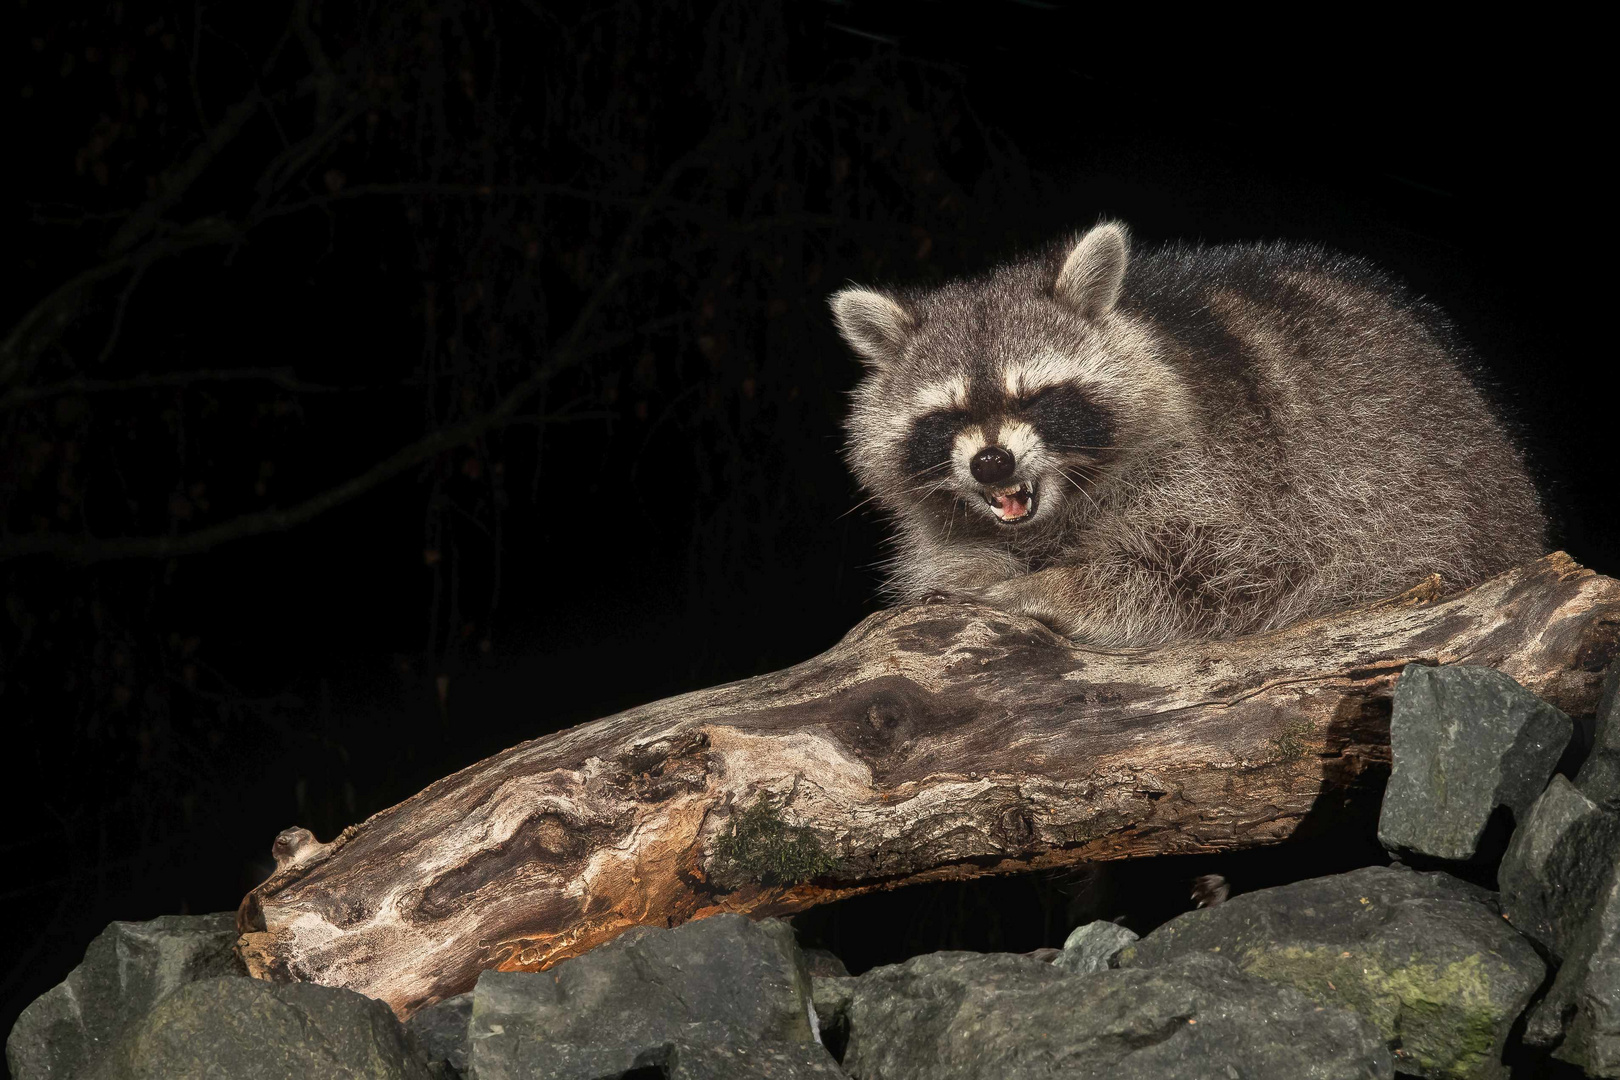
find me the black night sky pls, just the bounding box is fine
[2,4,1611,1068]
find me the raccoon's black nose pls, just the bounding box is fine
[970,446,1016,484]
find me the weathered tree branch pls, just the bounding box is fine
[0,266,666,563]
[0,135,702,565]
[0,388,552,563]
[2,39,362,394]
[0,220,244,393]
[103,97,264,257]
[236,552,1620,1019]
[0,367,371,411]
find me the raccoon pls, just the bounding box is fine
[833,222,1546,646]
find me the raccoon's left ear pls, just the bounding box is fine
[1054,222,1129,321]
[829,287,915,368]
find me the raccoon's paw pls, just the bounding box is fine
[978,585,1085,638]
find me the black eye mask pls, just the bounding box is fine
[901,409,968,483]
[1020,385,1114,456]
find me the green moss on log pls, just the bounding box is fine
[1267,718,1316,761]
[711,797,835,888]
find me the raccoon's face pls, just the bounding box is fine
[835,223,1137,535]
[880,363,1116,530]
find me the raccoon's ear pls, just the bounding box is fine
[830,287,915,367]
[1054,222,1129,321]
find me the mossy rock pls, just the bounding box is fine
[1116,865,1543,1080]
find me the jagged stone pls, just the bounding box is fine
[1559,919,1620,1077]
[82,976,432,1080]
[1517,860,1620,1075]
[463,913,837,1080]
[831,949,1391,1080]
[1499,775,1620,959]
[468,1039,844,1079]
[1378,663,1571,862]
[1578,663,1620,808]
[5,913,245,1080]
[1523,991,1571,1054]
[801,946,850,978]
[403,991,470,1078]
[810,973,856,1053]
[1116,865,1544,1080]
[647,1041,851,1078]
[1052,920,1138,976]
[811,973,856,1016]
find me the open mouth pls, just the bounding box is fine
[983,480,1037,525]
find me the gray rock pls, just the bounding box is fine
[6,912,245,1080]
[665,1041,850,1078]
[465,913,837,1080]
[810,974,856,1039]
[1578,663,1620,808]
[1378,663,1571,862]
[1562,901,1620,1077]
[801,946,850,978]
[1115,865,1543,1080]
[1499,774,1620,959]
[404,991,471,1078]
[1515,666,1620,1073]
[1523,991,1571,1056]
[82,976,432,1080]
[469,1038,844,1079]
[1518,858,1620,1075]
[835,949,1392,1080]
[1052,919,1138,976]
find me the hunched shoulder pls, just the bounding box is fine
[1121,240,1412,312]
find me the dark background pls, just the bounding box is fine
[2,2,1611,1069]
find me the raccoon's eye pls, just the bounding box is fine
[1021,385,1113,454]
[1020,384,1081,417]
[903,409,967,480]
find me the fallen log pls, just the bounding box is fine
[237,552,1620,1018]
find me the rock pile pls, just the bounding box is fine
[1367,663,1620,1076]
[10,662,1620,1078]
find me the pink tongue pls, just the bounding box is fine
[996,492,1029,519]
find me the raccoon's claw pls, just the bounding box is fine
[922,591,978,606]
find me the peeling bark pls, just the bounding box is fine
[237,552,1620,1018]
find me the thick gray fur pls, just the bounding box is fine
[833,222,1547,645]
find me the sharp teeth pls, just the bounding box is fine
[983,480,1035,521]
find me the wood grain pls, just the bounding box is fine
[237,552,1620,1018]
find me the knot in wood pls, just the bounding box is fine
[866,703,899,730]
[998,805,1036,847]
[617,730,714,802]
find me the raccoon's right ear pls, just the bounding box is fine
[1054,222,1129,321]
[829,287,915,368]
